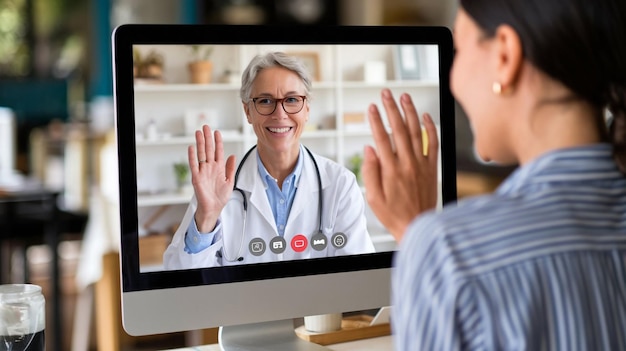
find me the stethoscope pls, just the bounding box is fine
[218,144,323,262]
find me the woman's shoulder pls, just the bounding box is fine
[426,192,525,226]
[402,193,535,265]
[402,186,622,278]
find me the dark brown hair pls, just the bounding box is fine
[460,0,626,172]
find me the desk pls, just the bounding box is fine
[0,181,87,351]
[167,335,393,350]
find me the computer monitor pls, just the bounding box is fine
[113,25,456,349]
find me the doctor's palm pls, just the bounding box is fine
[189,126,237,233]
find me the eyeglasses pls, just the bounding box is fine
[250,95,307,116]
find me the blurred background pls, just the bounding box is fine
[0,1,510,350]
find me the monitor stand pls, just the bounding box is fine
[219,319,332,350]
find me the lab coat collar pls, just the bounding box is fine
[256,146,304,189]
[236,150,275,230]
[235,144,331,230]
[237,144,329,192]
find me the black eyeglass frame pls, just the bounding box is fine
[250,95,307,116]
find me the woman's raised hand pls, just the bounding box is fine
[362,89,439,242]
[189,125,237,232]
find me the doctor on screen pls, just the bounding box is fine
[163,52,375,269]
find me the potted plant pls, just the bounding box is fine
[133,48,142,78]
[173,162,191,193]
[348,153,363,185]
[188,45,214,84]
[141,50,164,80]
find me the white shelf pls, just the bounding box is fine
[136,132,244,147]
[132,80,437,93]
[136,131,334,146]
[133,83,240,92]
[137,192,193,207]
[341,80,438,89]
[310,80,337,89]
[300,130,338,138]
[343,129,373,137]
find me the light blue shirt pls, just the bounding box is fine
[393,144,626,350]
[184,147,304,254]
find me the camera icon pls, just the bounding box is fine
[248,238,266,256]
[252,242,263,252]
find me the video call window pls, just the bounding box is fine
[130,44,443,273]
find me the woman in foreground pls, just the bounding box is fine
[364,0,626,349]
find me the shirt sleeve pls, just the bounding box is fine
[184,217,221,254]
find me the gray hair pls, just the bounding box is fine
[239,52,313,103]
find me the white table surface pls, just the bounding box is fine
[166,335,393,351]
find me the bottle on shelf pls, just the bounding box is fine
[146,118,158,141]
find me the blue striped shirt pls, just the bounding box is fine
[392,144,626,350]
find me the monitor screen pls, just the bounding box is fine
[113,24,456,345]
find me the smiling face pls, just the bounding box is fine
[243,66,309,159]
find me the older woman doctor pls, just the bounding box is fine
[164,52,375,269]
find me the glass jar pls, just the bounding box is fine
[0,284,45,351]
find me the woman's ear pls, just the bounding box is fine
[493,24,523,91]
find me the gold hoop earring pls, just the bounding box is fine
[492,82,503,95]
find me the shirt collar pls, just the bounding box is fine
[256,144,304,188]
[497,143,620,195]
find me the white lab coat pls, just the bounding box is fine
[163,149,375,269]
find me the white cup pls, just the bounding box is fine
[304,313,343,333]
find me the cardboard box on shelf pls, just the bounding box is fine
[139,233,172,266]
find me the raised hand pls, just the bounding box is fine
[362,89,439,242]
[189,125,237,232]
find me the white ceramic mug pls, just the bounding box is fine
[304,313,343,333]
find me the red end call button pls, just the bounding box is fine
[291,234,308,252]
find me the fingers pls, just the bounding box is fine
[381,89,415,162]
[225,155,237,186]
[387,90,433,166]
[363,89,440,241]
[214,129,224,164]
[362,145,383,205]
[400,93,424,160]
[191,125,224,177]
[190,125,235,185]
[195,127,207,164]
[195,125,226,165]
[188,145,198,175]
[201,125,213,163]
[374,89,437,162]
[367,103,395,169]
